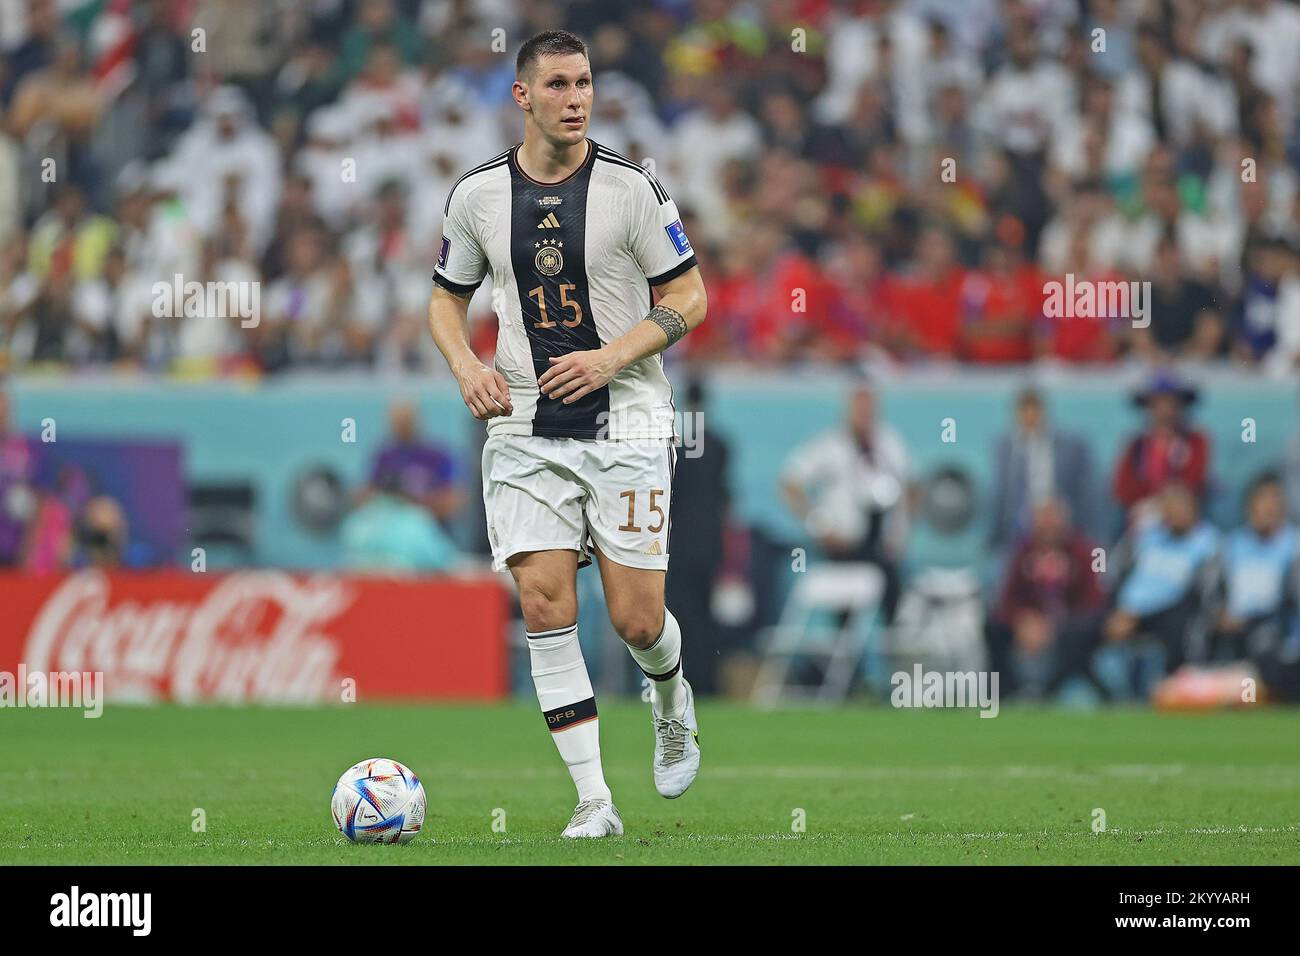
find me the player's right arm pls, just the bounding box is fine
[428,182,512,421]
[427,286,512,420]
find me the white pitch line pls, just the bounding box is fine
[403,763,1300,784]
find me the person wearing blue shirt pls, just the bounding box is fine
[1050,481,1219,699]
[340,477,460,573]
[1107,482,1219,665]
[1211,473,1299,660]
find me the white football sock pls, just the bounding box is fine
[626,608,687,718]
[526,623,611,803]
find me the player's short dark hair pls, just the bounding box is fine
[516,30,589,80]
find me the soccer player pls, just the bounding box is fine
[427,31,707,838]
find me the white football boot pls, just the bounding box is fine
[652,679,701,799]
[561,799,624,838]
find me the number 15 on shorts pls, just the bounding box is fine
[618,488,666,533]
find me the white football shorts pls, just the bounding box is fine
[482,434,676,572]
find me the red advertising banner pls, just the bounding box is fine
[0,570,511,703]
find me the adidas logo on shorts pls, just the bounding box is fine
[643,540,663,556]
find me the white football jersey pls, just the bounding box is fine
[433,140,697,440]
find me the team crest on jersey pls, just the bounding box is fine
[666,219,691,255]
[535,240,564,276]
[438,235,450,267]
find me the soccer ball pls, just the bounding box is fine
[331,757,427,844]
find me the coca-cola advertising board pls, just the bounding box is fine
[0,570,510,703]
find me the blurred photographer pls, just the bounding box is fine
[72,494,130,568]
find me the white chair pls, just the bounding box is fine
[881,566,988,677]
[751,562,885,705]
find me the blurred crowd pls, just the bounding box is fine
[777,368,1300,703]
[0,386,157,569]
[3,0,1300,704]
[1,0,1300,374]
[4,362,1299,704]
[0,380,467,571]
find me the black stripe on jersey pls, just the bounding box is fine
[442,151,511,215]
[543,696,598,732]
[595,146,668,204]
[508,142,609,440]
[647,254,698,287]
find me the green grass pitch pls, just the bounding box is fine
[2,702,1297,865]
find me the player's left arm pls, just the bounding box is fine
[542,170,705,404]
[539,266,706,403]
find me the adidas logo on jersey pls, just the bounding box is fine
[643,540,663,556]
[537,212,561,229]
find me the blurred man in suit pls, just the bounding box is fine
[990,386,1095,549]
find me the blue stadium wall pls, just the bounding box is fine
[10,370,1294,570]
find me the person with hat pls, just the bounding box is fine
[1111,370,1211,518]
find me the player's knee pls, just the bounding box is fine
[516,578,577,632]
[610,605,665,650]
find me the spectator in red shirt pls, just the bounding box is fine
[882,226,965,358]
[959,241,1042,363]
[709,220,833,363]
[1036,229,1124,363]
[986,496,1104,697]
[820,233,889,361]
[1111,371,1211,518]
